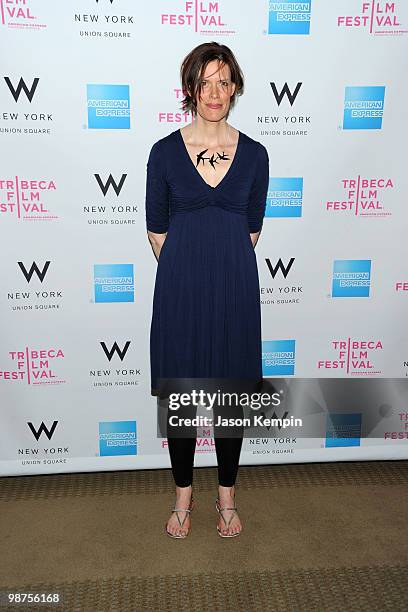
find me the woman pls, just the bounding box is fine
[145,42,269,538]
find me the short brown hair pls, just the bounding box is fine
[180,42,244,116]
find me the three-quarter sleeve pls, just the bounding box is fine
[247,144,269,234]
[145,140,170,234]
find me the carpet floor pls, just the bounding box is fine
[0,460,407,611]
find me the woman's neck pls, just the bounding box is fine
[184,117,236,148]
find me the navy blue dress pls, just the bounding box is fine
[145,128,269,396]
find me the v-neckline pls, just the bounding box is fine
[177,128,242,191]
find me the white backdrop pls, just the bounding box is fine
[1,1,408,476]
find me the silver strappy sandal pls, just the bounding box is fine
[165,497,194,539]
[215,497,242,538]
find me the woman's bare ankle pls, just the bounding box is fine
[175,484,192,500]
[218,484,235,498]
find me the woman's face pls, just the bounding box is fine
[195,59,236,123]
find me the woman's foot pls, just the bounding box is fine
[165,484,193,538]
[217,485,242,537]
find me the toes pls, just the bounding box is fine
[167,519,189,537]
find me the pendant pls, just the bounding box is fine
[196,149,230,170]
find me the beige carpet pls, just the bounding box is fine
[1,460,407,611]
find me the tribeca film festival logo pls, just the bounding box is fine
[267,1,312,35]
[161,429,217,454]
[0,175,57,221]
[325,176,394,218]
[396,279,408,295]
[158,87,194,124]
[1,77,53,134]
[0,346,66,385]
[160,1,235,36]
[162,438,216,454]
[318,338,383,376]
[259,82,311,138]
[86,84,130,130]
[325,413,362,448]
[161,415,217,452]
[83,173,138,226]
[21,421,70,467]
[266,177,303,218]
[384,410,408,441]
[343,86,385,130]
[0,0,47,30]
[262,340,296,376]
[90,340,141,388]
[8,260,63,313]
[331,260,371,298]
[74,0,134,39]
[93,264,134,303]
[99,421,137,456]
[260,257,303,307]
[337,1,407,37]
[160,398,217,454]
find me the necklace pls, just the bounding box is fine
[194,123,234,170]
[196,149,230,170]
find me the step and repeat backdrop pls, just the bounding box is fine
[1,1,408,476]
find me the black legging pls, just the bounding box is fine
[166,397,244,487]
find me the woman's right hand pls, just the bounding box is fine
[147,230,167,262]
